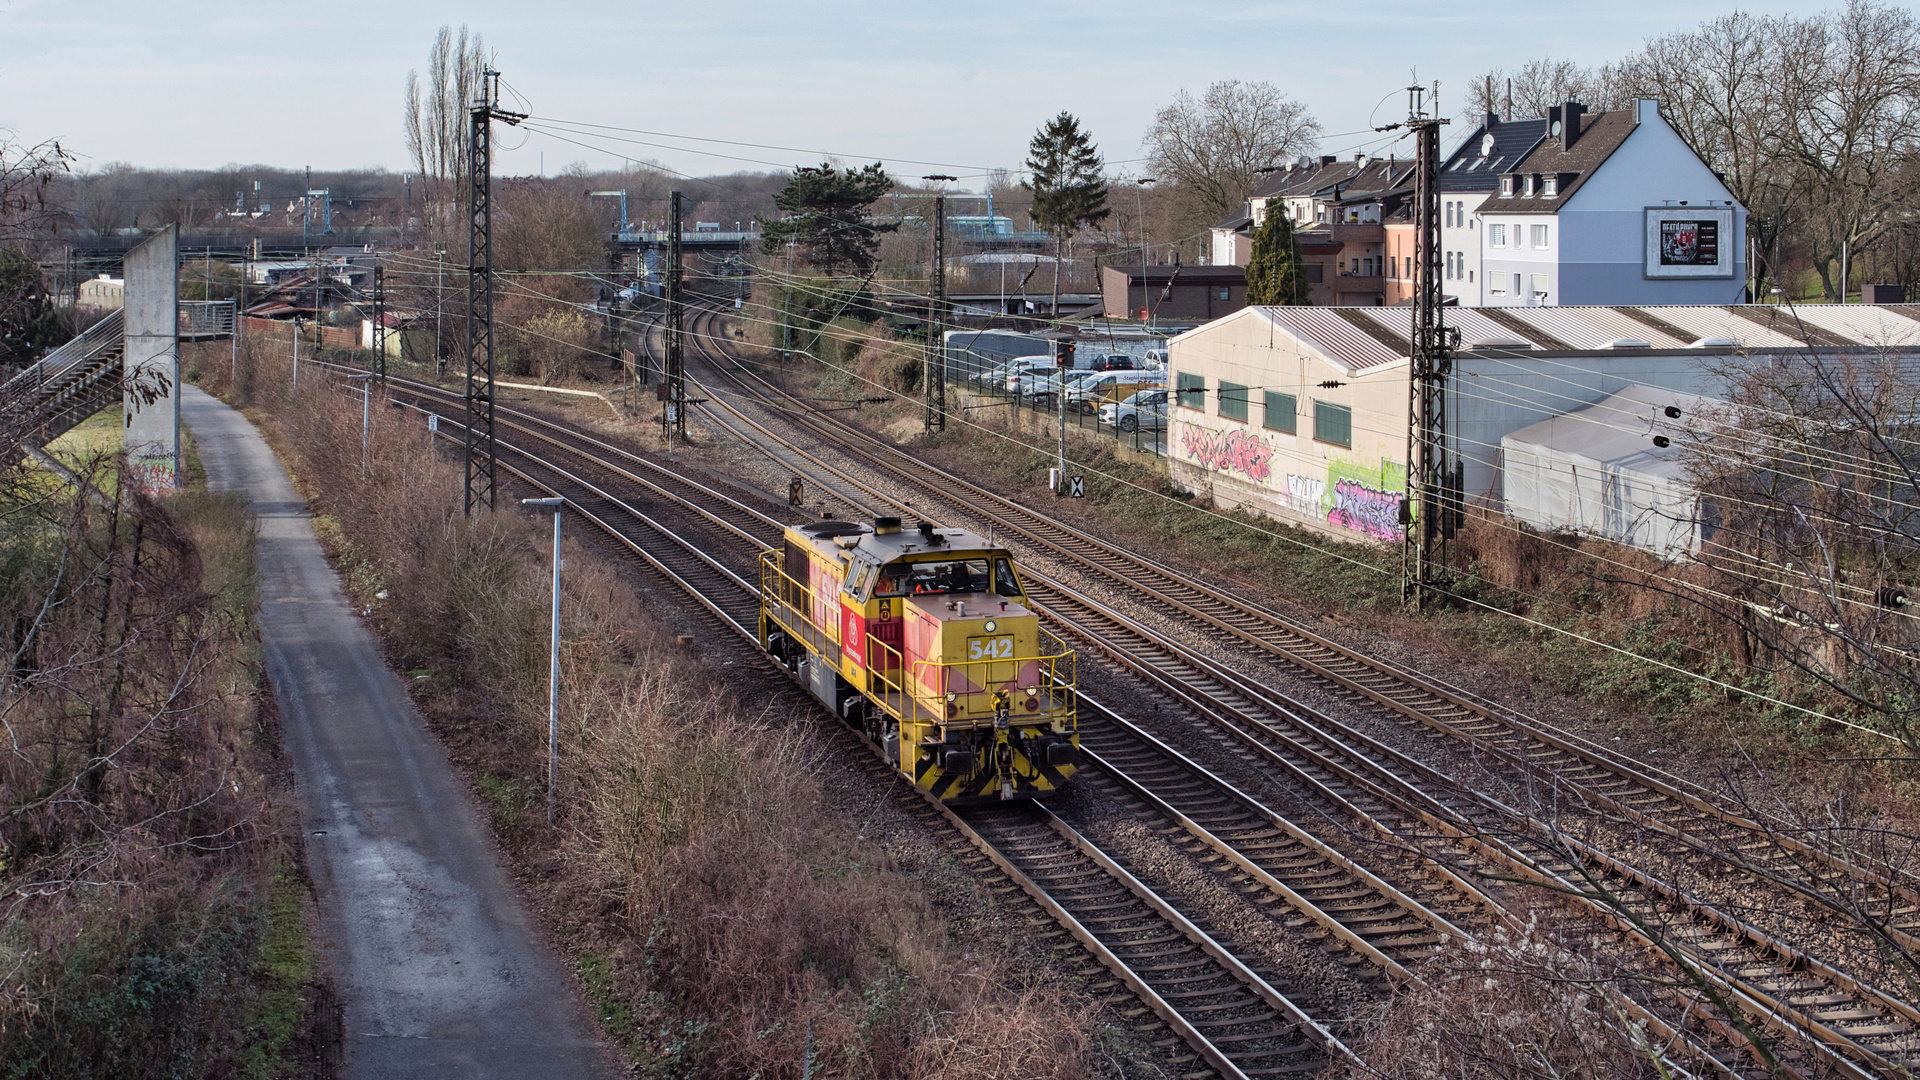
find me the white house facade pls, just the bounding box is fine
[1477,100,1747,306]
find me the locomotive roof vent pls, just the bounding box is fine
[872,516,903,535]
[917,520,943,546]
[799,519,869,539]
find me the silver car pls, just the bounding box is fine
[1099,388,1169,432]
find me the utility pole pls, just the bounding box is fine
[465,68,527,516]
[370,264,387,383]
[923,179,955,431]
[664,190,686,446]
[435,250,446,375]
[1388,83,1456,610]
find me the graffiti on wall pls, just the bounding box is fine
[1179,418,1408,543]
[1182,426,1274,482]
[1282,473,1326,516]
[1328,479,1403,541]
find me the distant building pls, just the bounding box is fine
[1101,264,1247,322]
[77,274,124,312]
[1215,99,1747,309]
[1162,301,1920,552]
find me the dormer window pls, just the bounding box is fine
[1543,175,1559,197]
[1500,175,1515,196]
[1523,174,1536,197]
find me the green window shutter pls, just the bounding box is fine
[1263,391,1296,433]
[1177,371,1206,409]
[1218,381,1249,421]
[1314,400,1352,447]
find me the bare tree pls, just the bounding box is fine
[404,25,489,245]
[1774,0,1920,301]
[1143,80,1320,235]
[1678,344,1920,759]
[1467,58,1627,120]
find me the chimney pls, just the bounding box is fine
[1319,155,1337,167]
[1562,102,1586,150]
[1486,110,1500,130]
[1635,98,1659,125]
[1547,104,1562,131]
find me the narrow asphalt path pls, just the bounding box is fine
[182,386,613,1080]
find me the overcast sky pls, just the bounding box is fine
[0,0,1841,185]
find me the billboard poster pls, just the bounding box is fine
[1644,207,1734,279]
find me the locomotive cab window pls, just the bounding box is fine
[878,559,992,596]
[993,558,1022,598]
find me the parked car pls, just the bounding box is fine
[999,355,1061,393]
[972,355,1042,388]
[1099,387,1169,433]
[1142,348,1168,370]
[1065,369,1164,413]
[1011,368,1097,406]
[1081,352,1137,372]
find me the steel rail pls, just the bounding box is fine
[681,302,1920,918]
[664,307,1920,1078]
[347,368,1336,1078]
[326,342,1889,1077]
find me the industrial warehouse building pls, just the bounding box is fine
[1163,303,1920,555]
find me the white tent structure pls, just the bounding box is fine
[1501,385,1723,558]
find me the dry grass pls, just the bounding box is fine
[0,421,315,1075]
[210,335,1102,1078]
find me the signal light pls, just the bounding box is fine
[1054,339,1076,367]
[1025,697,1039,712]
[1652,435,1671,448]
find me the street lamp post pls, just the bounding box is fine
[523,496,565,825]
[346,373,373,478]
[1136,178,1158,329]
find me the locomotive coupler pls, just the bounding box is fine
[991,690,1011,730]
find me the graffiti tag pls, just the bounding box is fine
[1183,427,1274,483]
[1328,479,1404,541]
[1283,473,1326,516]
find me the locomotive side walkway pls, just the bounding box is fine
[181,386,612,1080]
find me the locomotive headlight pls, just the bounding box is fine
[1025,687,1038,697]
[983,619,997,633]
[946,691,957,703]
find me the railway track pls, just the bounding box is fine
[653,304,1920,1078]
[317,325,1920,1076]
[678,304,1920,928]
[313,360,1361,1078]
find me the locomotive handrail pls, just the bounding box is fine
[761,550,1076,728]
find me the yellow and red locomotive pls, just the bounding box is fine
[759,516,1079,802]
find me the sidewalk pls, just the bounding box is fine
[181,386,612,1080]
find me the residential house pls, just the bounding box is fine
[1473,99,1746,305]
[1212,155,1415,307]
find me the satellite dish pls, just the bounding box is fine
[1550,121,1563,136]
[1481,133,1496,156]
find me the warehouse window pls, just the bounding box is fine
[1314,401,1352,447]
[1218,381,1249,422]
[1263,390,1297,433]
[1177,371,1206,410]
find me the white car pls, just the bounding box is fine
[1099,388,1169,433]
[999,356,1060,392]
[1011,369,1097,406]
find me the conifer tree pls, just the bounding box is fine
[1245,208,1311,306]
[1023,113,1111,319]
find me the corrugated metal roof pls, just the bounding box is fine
[1642,306,1808,348]
[1776,305,1920,348]
[1500,307,1688,349]
[1219,304,1920,371]
[1257,307,1406,370]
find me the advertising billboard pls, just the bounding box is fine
[1644,207,1734,279]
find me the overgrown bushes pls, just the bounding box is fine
[0,439,315,1076]
[211,335,1098,1077]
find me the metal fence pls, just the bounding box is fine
[179,300,237,340]
[957,366,1170,458]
